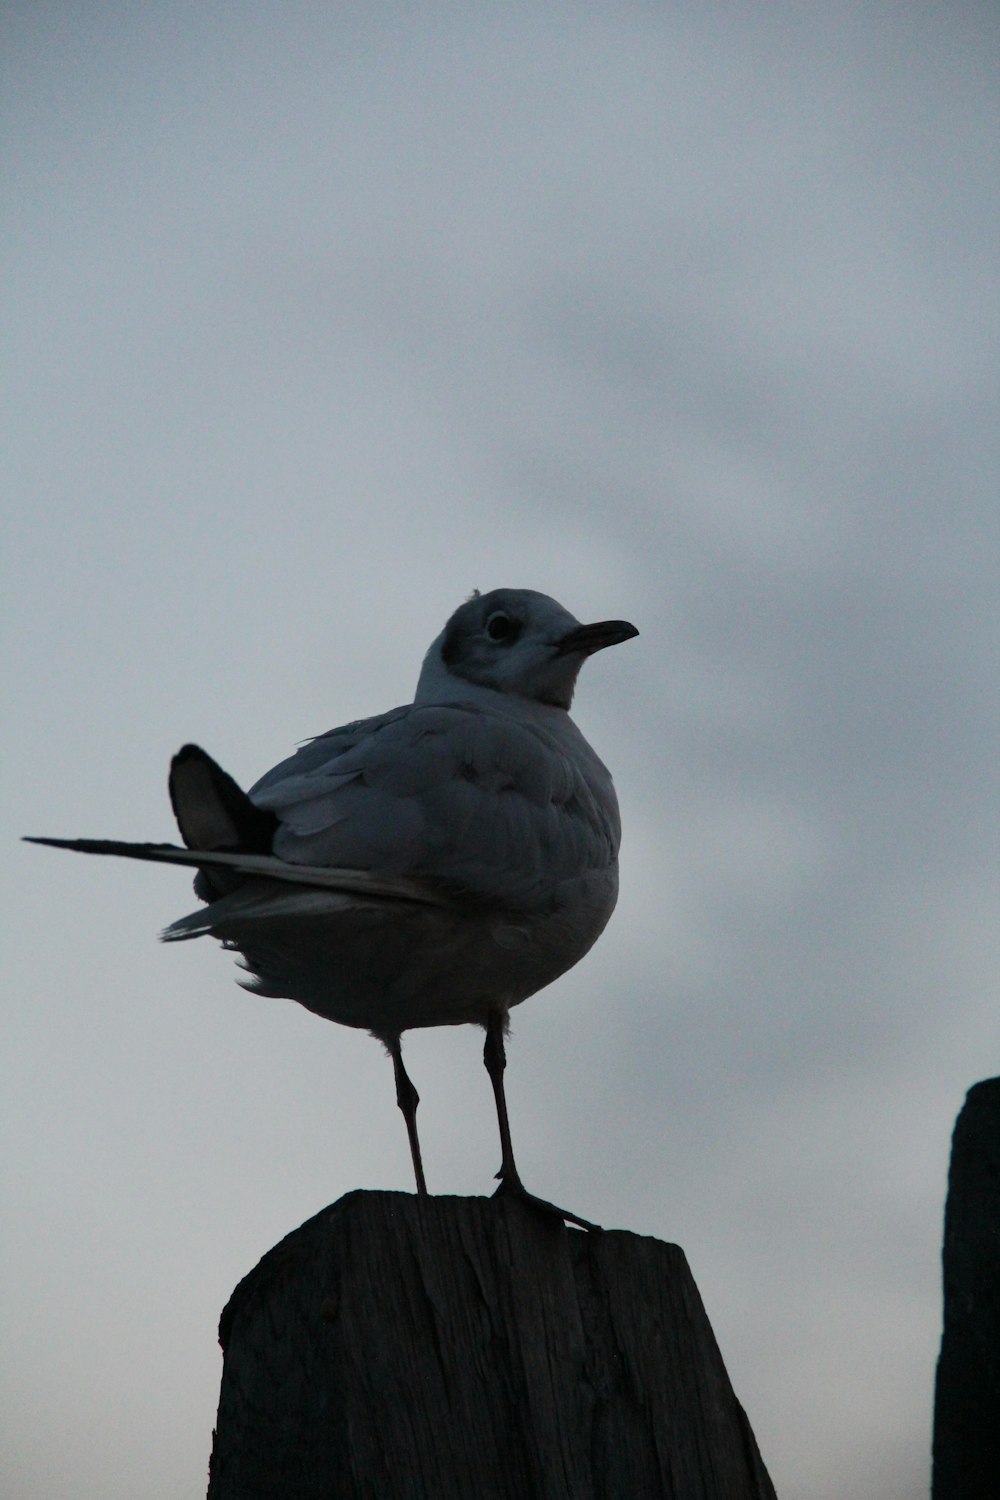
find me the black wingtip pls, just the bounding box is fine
[23,835,94,850]
[24,835,184,857]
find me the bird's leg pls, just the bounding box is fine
[388,1036,428,1196]
[483,1007,521,1190]
[483,1009,599,1233]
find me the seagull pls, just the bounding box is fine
[27,588,638,1229]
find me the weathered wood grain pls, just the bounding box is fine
[208,1191,776,1500]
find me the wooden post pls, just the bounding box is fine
[933,1077,1000,1500]
[208,1191,777,1499]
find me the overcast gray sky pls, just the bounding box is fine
[4,5,997,1497]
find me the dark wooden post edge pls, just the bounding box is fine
[932,1077,1000,1500]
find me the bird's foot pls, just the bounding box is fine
[491,1173,601,1233]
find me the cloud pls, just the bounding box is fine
[4,6,996,1497]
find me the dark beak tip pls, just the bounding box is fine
[558,618,640,656]
[588,618,640,648]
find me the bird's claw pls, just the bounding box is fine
[491,1174,601,1233]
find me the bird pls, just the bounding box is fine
[27,588,638,1229]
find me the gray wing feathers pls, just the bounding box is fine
[249,703,620,907]
[248,707,411,797]
[28,704,617,922]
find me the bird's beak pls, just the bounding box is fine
[555,619,640,657]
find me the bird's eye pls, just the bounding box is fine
[486,612,517,643]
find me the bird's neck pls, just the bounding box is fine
[413,654,568,728]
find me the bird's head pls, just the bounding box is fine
[416,588,638,710]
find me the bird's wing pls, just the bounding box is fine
[249,702,620,909]
[23,837,449,905]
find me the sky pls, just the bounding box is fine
[3,4,998,1497]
